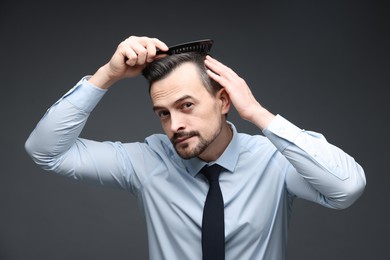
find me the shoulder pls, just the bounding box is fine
[121,133,173,158]
[143,133,177,157]
[144,133,170,147]
[237,132,276,153]
[122,133,182,171]
[236,132,292,177]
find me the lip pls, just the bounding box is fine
[174,136,193,144]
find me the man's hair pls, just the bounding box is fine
[142,52,222,95]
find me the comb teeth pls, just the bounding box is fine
[157,39,213,55]
[171,43,211,54]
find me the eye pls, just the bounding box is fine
[181,102,193,110]
[157,110,170,119]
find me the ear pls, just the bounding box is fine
[216,88,231,115]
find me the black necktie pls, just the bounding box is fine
[200,164,225,260]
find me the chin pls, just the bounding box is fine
[176,148,197,159]
[176,145,207,160]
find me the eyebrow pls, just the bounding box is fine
[152,95,195,112]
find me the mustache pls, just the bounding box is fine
[171,131,200,144]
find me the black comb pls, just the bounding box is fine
[156,39,213,55]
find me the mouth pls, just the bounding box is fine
[172,131,198,145]
[174,135,193,145]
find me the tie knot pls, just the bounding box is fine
[200,164,222,182]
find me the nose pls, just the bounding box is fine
[169,112,185,133]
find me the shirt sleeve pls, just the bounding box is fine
[25,77,139,192]
[262,114,366,209]
[49,75,107,113]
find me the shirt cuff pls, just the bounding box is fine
[262,114,303,151]
[65,76,107,113]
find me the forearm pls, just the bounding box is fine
[263,115,366,209]
[88,64,120,90]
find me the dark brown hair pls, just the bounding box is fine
[142,53,222,95]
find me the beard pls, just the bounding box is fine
[170,125,222,159]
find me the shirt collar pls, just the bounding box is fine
[182,122,240,177]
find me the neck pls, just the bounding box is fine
[198,121,233,162]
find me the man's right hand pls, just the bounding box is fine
[89,36,169,89]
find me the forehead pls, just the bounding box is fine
[150,62,207,104]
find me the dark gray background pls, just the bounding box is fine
[1,1,388,259]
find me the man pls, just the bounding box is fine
[25,36,366,259]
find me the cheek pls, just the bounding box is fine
[160,121,172,136]
[204,104,221,123]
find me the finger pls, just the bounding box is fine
[135,36,169,64]
[152,38,169,52]
[206,68,231,89]
[124,48,138,66]
[206,68,221,81]
[145,41,157,62]
[116,40,137,66]
[122,36,149,65]
[129,41,148,65]
[205,55,237,79]
[145,38,169,62]
[206,55,237,77]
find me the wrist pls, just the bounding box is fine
[88,64,120,90]
[248,106,275,131]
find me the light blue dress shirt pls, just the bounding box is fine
[25,76,366,260]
